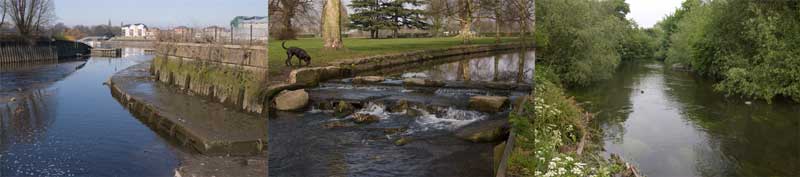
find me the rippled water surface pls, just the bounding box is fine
[569,61,800,177]
[0,49,178,176]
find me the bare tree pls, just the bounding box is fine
[269,0,317,40]
[322,0,344,49]
[441,0,486,44]
[6,0,56,39]
[1,0,7,28]
[426,0,447,37]
[508,0,533,41]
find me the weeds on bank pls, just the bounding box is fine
[508,67,623,177]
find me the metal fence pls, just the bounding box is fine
[156,26,267,45]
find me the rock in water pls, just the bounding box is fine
[334,101,355,118]
[353,113,380,124]
[394,137,411,146]
[352,76,385,84]
[469,96,508,112]
[274,89,309,111]
[389,99,409,113]
[403,78,444,87]
[323,121,350,129]
[455,118,509,143]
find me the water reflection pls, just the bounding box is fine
[569,61,800,177]
[0,89,56,151]
[0,50,178,176]
[398,49,535,84]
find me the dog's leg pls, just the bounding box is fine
[286,53,293,66]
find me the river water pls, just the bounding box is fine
[0,49,178,176]
[269,49,533,176]
[568,61,800,177]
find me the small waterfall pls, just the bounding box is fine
[406,106,486,134]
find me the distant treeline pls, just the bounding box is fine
[657,0,799,101]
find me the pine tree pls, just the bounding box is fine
[349,0,429,39]
[382,0,429,38]
[349,0,386,38]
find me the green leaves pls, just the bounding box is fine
[663,0,800,102]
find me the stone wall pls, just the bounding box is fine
[152,42,268,113]
[331,43,530,74]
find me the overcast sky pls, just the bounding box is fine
[626,0,684,28]
[55,0,266,28]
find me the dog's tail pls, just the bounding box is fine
[281,41,288,50]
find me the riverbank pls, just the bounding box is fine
[269,37,525,80]
[507,66,642,177]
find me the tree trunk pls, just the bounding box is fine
[459,21,473,44]
[322,0,344,49]
[456,0,474,44]
[280,0,297,40]
[494,0,501,44]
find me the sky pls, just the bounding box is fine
[625,0,684,28]
[55,0,266,28]
[54,0,680,29]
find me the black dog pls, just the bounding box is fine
[282,41,311,67]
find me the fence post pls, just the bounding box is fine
[250,25,253,45]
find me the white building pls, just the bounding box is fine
[122,24,148,37]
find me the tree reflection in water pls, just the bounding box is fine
[1,89,57,152]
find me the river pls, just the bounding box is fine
[0,49,179,176]
[269,49,534,176]
[568,61,800,177]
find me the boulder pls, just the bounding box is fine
[289,68,321,86]
[469,96,508,112]
[273,89,309,111]
[403,78,444,87]
[334,101,355,118]
[353,113,380,124]
[323,121,350,129]
[455,118,509,143]
[388,99,409,113]
[383,127,408,134]
[352,76,385,84]
[394,137,411,146]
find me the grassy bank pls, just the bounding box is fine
[268,37,522,79]
[507,66,626,177]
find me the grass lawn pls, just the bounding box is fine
[268,37,524,80]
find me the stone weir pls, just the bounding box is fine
[151,42,269,114]
[109,62,267,155]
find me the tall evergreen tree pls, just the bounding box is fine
[382,0,429,38]
[349,0,429,38]
[349,0,385,38]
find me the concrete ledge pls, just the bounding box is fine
[281,42,533,90]
[330,42,531,74]
[110,62,267,155]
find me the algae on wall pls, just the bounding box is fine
[152,43,269,114]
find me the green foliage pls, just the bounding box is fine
[507,67,621,177]
[664,2,712,66]
[535,0,653,87]
[620,27,659,62]
[660,0,800,101]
